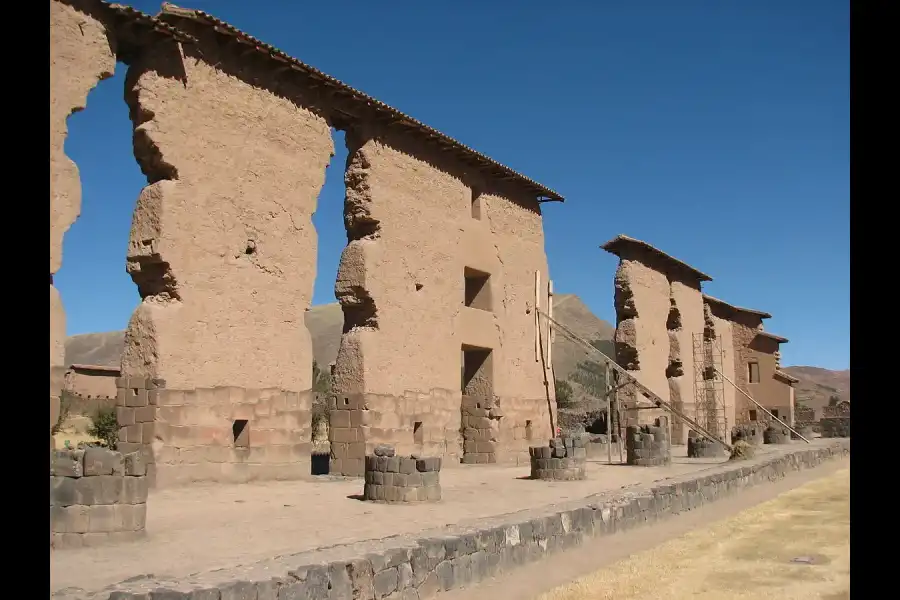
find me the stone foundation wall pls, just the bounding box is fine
[821,417,850,438]
[76,441,850,600]
[50,446,148,549]
[763,424,791,445]
[116,376,311,487]
[687,432,724,458]
[626,418,670,466]
[529,437,587,480]
[363,447,442,503]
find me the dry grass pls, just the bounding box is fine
[538,468,850,600]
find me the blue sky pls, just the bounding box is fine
[57,0,849,370]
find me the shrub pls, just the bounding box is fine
[88,406,119,450]
[555,379,575,407]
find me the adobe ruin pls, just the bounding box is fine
[703,296,796,426]
[600,235,713,444]
[50,0,560,486]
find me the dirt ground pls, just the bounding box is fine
[441,458,850,600]
[539,466,850,600]
[52,443,752,594]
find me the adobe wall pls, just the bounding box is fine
[120,27,334,486]
[64,366,119,406]
[611,250,705,440]
[724,313,764,424]
[702,303,737,432]
[49,0,117,450]
[748,336,793,423]
[330,127,553,475]
[668,279,705,444]
[612,258,670,426]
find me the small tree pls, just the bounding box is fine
[87,406,119,450]
[828,395,841,407]
[555,378,574,407]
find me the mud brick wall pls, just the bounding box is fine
[763,424,791,445]
[363,453,443,503]
[79,441,850,600]
[330,126,554,475]
[461,396,501,464]
[529,436,587,480]
[50,446,148,549]
[687,432,724,458]
[626,418,671,466]
[732,423,764,446]
[821,417,850,438]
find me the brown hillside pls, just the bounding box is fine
[781,366,851,411]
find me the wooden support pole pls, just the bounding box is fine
[534,271,541,363]
[546,279,554,366]
[605,360,613,465]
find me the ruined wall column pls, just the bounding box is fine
[667,278,705,445]
[121,35,334,486]
[611,259,670,426]
[50,0,116,448]
[330,128,554,475]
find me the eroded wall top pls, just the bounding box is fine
[156,4,564,206]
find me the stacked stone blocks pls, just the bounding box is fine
[821,417,850,438]
[50,446,148,549]
[731,423,764,446]
[529,436,587,480]
[687,431,724,458]
[115,376,160,484]
[763,424,791,445]
[626,418,671,466]
[363,445,442,503]
[461,395,501,464]
[120,375,313,486]
[329,394,369,477]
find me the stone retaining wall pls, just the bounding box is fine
[50,446,148,549]
[529,437,587,480]
[625,417,670,466]
[363,449,443,503]
[56,441,850,600]
[763,424,791,445]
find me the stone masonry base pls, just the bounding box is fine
[55,440,850,600]
[363,454,443,503]
[529,437,587,481]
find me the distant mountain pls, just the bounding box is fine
[64,331,125,368]
[781,366,851,411]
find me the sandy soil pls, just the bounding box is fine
[444,457,850,600]
[52,444,750,593]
